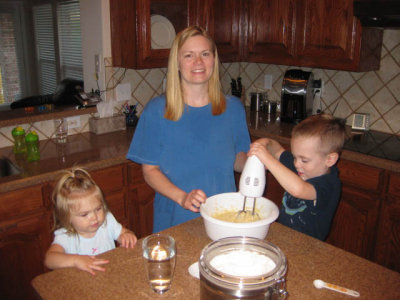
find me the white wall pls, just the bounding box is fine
[80,0,111,97]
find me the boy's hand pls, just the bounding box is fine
[118,230,137,248]
[248,142,273,169]
[73,255,109,276]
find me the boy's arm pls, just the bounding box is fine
[248,142,317,201]
[44,244,109,275]
[117,226,137,248]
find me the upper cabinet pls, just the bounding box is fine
[195,0,243,62]
[294,0,382,71]
[240,0,383,71]
[110,0,383,71]
[242,0,297,64]
[110,0,196,69]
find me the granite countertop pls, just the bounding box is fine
[247,111,400,172]
[32,218,400,299]
[0,128,135,193]
[1,113,399,194]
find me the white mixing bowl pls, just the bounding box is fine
[200,192,279,241]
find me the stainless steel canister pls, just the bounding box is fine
[199,237,288,300]
[250,93,265,111]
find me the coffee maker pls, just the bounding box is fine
[280,69,316,124]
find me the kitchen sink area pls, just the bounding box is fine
[0,156,21,178]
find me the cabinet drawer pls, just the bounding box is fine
[0,185,44,219]
[127,163,146,186]
[388,172,400,197]
[91,165,125,194]
[337,160,383,192]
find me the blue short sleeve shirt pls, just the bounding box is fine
[127,95,250,232]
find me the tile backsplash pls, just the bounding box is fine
[0,29,399,148]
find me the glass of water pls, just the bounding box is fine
[54,118,68,143]
[142,234,176,294]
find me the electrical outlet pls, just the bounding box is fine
[264,74,272,89]
[95,54,101,73]
[116,83,132,101]
[66,116,81,129]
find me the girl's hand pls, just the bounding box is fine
[181,189,206,212]
[73,255,109,276]
[118,230,137,248]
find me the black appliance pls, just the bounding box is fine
[280,69,315,124]
[10,78,100,109]
[354,0,400,28]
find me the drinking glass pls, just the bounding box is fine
[54,118,68,143]
[142,234,176,294]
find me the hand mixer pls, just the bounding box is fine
[237,156,266,221]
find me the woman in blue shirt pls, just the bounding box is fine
[127,26,250,232]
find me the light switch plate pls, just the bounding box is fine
[66,116,81,129]
[264,74,272,89]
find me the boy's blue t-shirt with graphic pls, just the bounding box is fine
[278,151,341,240]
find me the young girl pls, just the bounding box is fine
[44,167,137,275]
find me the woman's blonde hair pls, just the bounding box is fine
[51,167,108,234]
[165,25,225,121]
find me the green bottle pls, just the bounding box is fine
[11,126,27,154]
[25,131,40,162]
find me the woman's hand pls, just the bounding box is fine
[73,255,109,276]
[181,189,207,212]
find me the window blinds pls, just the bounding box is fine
[57,0,82,80]
[33,3,57,95]
[33,0,82,94]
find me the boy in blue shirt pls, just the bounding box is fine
[248,114,346,240]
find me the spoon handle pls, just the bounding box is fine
[323,282,360,297]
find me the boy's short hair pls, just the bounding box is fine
[292,114,346,155]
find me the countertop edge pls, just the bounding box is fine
[249,128,400,172]
[0,155,129,194]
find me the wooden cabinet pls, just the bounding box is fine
[91,164,130,228]
[110,0,196,69]
[0,185,52,300]
[374,171,400,272]
[127,162,155,238]
[196,0,242,62]
[110,0,382,71]
[294,0,382,71]
[242,0,382,70]
[242,0,297,65]
[326,160,384,260]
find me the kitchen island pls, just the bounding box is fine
[32,217,400,299]
[1,112,400,299]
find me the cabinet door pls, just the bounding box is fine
[374,172,400,273]
[0,212,52,300]
[326,186,380,260]
[127,163,155,238]
[91,165,131,229]
[295,0,363,70]
[243,0,296,64]
[197,0,242,62]
[136,0,197,68]
[129,183,155,238]
[110,0,137,68]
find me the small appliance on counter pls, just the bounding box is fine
[280,69,319,124]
